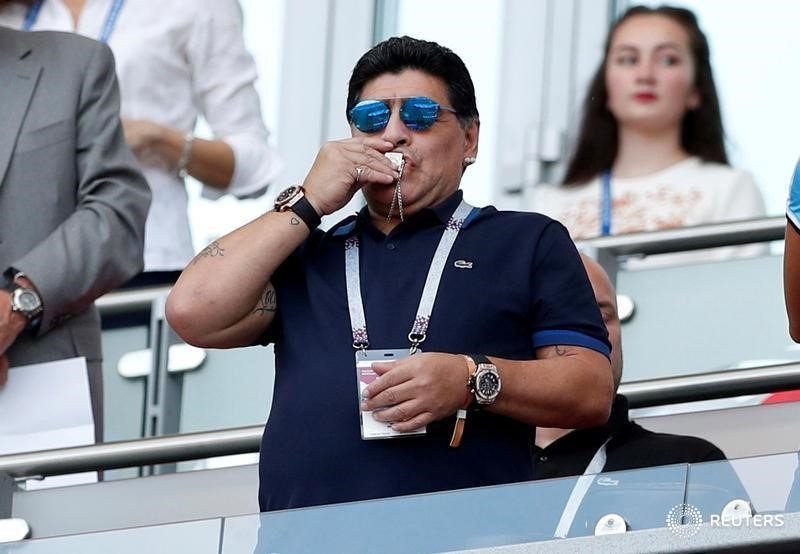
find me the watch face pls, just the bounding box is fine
[477,369,500,399]
[275,186,300,205]
[13,288,41,317]
[18,290,40,311]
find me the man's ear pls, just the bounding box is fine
[464,119,479,159]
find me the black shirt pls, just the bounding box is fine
[533,394,726,480]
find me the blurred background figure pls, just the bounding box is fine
[534,254,727,478]
[0,0,282,286]
[531,5,765,262]
[0,22,150,438]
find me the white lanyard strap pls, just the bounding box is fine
[345,200,474,352]
[553,438,611,538]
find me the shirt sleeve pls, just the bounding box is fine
[187,0,282,200]
[528,220,611,357]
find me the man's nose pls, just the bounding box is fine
[380,109,410,146]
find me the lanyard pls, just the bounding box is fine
[345,200,474,354]
[23,0,125,43]
[600,170,612,236]
[553,438,611,538]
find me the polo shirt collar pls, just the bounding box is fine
[332,190,466,238]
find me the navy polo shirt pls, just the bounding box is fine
[259,190,610,512]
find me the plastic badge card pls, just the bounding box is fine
[356,349,426,440]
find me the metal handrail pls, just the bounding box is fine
[621,361,800,408]
[2,361,800,479]
[577,215,785,258]
[95,285,170,316]
[0,426,262,479]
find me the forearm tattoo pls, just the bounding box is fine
[193,241,225,264]
[555,345,567,356]
[290,217,300,226]
[253,283,277,315]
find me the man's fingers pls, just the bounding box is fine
[389,411,432,433]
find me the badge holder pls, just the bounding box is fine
[356,349,426,440]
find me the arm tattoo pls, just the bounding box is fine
[253,283,277,315]
[555,345,567,356]
[290,217,300,226]
[193,241,225,264]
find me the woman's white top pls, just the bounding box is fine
[0,0,282,270]
[530,157,767,265]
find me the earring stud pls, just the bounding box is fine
[463,156,477,166]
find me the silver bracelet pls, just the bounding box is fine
[176,132,194,179]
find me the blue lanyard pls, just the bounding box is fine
[23,0,125,43]
[600,170,612,236]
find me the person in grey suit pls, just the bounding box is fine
[0,24,150,441]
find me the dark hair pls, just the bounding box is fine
[0,0,37,6]
[562,5,728,185]
[346,36,479,128]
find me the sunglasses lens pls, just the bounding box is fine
[400,97,440,130]
[350,100,390,133]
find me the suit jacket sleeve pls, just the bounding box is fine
[11,40,151,335]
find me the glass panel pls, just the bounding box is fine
[222,466,688,552]
[687,451,800,517]
[563,464,689,537]
[223,478,582,553]
[0,519,221,554]
[100,318,150,480]
[617,252,794,382]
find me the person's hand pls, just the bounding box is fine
[788,158,800,227]
[302,138,399,217]
[0,354,8,388]
[361,352,471,432]
[122,118,170,166]
[0,291,26,355]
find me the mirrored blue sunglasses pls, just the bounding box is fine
[349,96,457,133]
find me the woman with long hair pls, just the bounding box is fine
[533,6,764,249]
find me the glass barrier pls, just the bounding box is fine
[562,464,688,538]
[687,451,800,517]
[618,252,796,383]
[0,519,222,554]
[222,465,687,553]
[224,478,581,553]
[7,453,800,551]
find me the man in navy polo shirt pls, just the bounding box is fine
[167,36,613,512]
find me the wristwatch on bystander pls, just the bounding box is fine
[2,268,43,332]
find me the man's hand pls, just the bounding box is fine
[0,354,8,388]
[361,352,470,432]
[0,290,26,355]
[302,138,399,217]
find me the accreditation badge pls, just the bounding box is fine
[355,349,427,440]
